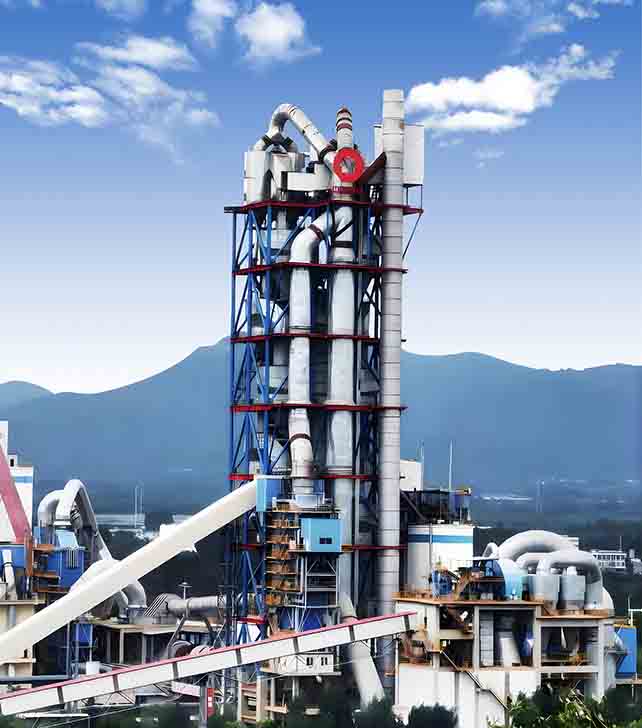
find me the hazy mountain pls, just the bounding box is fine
[0,381,52,412]
[1,341,639,510]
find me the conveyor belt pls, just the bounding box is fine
[0,611,417,716]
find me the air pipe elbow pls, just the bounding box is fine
[254,103,336,169]
[497,530,576,562]
[536,549,603,610]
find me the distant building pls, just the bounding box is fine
[590,549,627,572]
[631,558,642,576]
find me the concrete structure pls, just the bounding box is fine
[393,530,632,726]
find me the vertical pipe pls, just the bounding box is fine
[377,89,404,687]
[328,107,355,600]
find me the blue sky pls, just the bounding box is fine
[0,0,639,393]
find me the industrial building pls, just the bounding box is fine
[0,94,637,727]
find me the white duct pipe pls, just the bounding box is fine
[166,596,225,618]
[0,481,257,664]
[602,587,615,616]
[254,104,336,170]
[516,553,550,572]
[327,108,355,598]
[482,542,499,558]
[37,490,63,528]
[287,207,351,496]
[2,551,16,601]
[340,593,384,707]
[497,531,575,562]
[38,486,132,614]
[53,480,146,608]
[536,550,603,610]
[377,90,404,648]
[72,559,127,618]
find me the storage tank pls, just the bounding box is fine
[406,523,474,590]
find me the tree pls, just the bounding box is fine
[317,682,356,728]
[408,704,457,728]
[353,698,402,728]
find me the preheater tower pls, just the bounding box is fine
[225,91,423,696]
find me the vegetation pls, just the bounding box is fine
[490,687,642,728]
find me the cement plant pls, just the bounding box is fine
[0,93,638,728]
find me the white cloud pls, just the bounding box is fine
[0,56,108,127]
[0,46,218,160]
[91,63,218,159]
[426,110,526,134]
[77,35,198,71]
[188,0,237,48]
[407,44,618,136]
[567,2,599,18]
[475,0,634,43]
[94,0,146,19]
[235,2,320,63]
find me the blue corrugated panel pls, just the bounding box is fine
[616,625,637,677]
[0,545,26,569]
[256,478,283,512]
[300,517,342,553]
[46,549,85,588]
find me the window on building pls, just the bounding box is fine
[306,657,313,667]
[320,537,332,545]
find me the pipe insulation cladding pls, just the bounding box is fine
[377,89,405,688]
[328,106,356,600]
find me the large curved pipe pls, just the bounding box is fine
[482,542,499,558]
[254,103,336,169]
[497,531,575,561]
[39,480,146,610]
[516,553,550,572]
[37,490,63,529]
[536,550,603,610]
[602,587,615,616]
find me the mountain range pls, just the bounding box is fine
[1,341,639,511]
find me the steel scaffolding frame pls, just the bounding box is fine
[223,194,420,655]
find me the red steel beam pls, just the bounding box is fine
[233,261,407,276]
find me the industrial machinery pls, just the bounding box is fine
[223,92,424,708]
[0,92,637,727]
